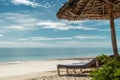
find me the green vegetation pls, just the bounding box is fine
[90,54,120,80]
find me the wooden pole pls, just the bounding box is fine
[109,4,119,57]
[57,67,60,75]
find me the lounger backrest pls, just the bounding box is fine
[86,55,114,68]
[85,58,98,67]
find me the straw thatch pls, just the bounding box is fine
[57,0,120,20]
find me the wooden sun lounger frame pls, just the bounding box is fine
[57,58,99,75]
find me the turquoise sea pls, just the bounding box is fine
[0,48,119,62]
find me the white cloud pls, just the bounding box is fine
[30,37,72,41]
[18,38,28,41]
[0,34,4,37]
[74,35,107,39]
[98,29,110,31]
[97,28,120,32]
[0,13,37,31]
[36,20,120,31]
[10,0,39,7]
[0,41,53,48]
[57,41,113,48]
[60,20,86,24]
[3,25,31,31]
[18,35,107,41]
[10,0,50,8]
[69,26,97,30]
[37,20,97,31]
[37,21,68,30]
[0,13,105,31]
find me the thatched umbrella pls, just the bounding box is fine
[57,0,120,56]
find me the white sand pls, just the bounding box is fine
[0,59,91,80]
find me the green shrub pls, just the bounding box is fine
[96,54,111,63]
[90,54,120,80]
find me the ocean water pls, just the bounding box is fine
[0,48,119,62]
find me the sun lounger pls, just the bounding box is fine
[57,55,114,76]
[57,58,99,75]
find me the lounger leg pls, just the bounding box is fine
[66,68,69,74]
[80,68,82,73]
[57,67,60,75]
[74,68,76,74]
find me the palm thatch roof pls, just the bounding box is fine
[57,0,120,20]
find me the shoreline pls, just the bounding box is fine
[0,57,94,64]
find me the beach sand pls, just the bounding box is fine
[0,59,92,80]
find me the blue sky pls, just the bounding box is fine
[0,0,120,48]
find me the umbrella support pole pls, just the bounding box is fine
[109,4,119,56]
